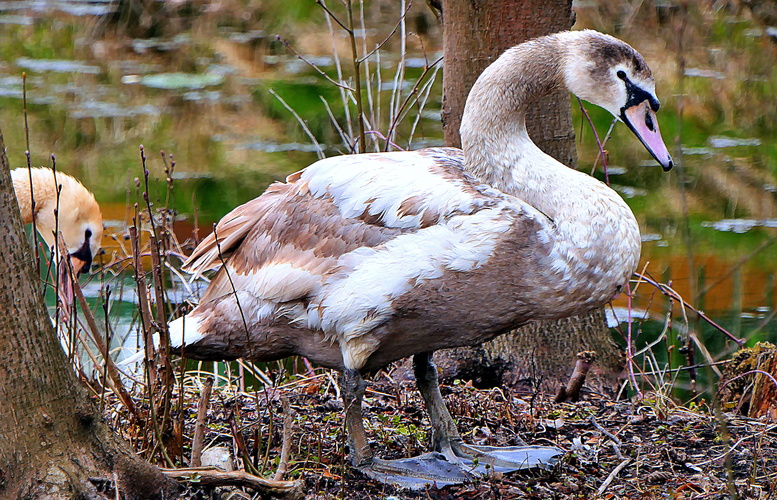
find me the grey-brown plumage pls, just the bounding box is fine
[168,30,673,488]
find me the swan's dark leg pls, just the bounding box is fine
[340,368,468,489]
[342,368,373,467]
[413,351,563,476]
[413,351,464,455]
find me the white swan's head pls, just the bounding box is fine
[562,30,673,171]
[11,168,103,275]
[55,181,103,276]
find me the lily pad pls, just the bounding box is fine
[135,72,224,90]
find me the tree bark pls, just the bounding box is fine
[0,127,180,499]
[436,0,622,394]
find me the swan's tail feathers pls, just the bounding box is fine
[117,348,145,367]
[116,332,159,367]
[168,314,204,349]
[183,187,288,279]
[118,315,201,367]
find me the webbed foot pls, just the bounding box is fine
[359,452,472,490]
[358,445,562,490]
[446,442,563,475]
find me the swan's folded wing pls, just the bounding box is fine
[184,148,506,304]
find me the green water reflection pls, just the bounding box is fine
[5,1,777,395]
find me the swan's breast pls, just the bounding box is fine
[535,181,641,311]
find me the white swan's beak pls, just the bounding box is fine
[621,100,673,171]
[69,254,90,275]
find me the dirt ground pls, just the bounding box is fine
[112,369,775,500]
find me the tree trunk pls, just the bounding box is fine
[0,127,180,499]
[436,0,622,394]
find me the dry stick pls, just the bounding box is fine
[589,120,617,175]
[160,468,303,499]
[635,359,730,377]
[580,99,646,394]
[719,369,777,394]
[21,73,41,278]
[268,89,325,159]
[407,61,442,148]
[597,458,632,496]
[59,239,142,420]
[359,1,414,150]
[625,283,642,397]
[130,223,174,467]
[554,351,596,403]
[49,159,70,352]
[140,146,172,378]
[384,56,443,149]
[355,3,410,65]
[386,0,407,149]
[577,98,610,185]
[314,0,368,152]
[273,396,294,481]
[590,415,623,460]
[130,224,158,383]
[190,376,214,468]
[161,151,176,208]
[345,0,365,152]
[227,407,260,476]
[112,472,120,500]
[276,35,353,92]
[320,96,351,150]
[321,1,355,145]
[357,0,377,152]
[140,147,177,460]
[100,286,112,413]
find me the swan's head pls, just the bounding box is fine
[55,186,103,276]
[562,30,673,171]
[12,168,103,276]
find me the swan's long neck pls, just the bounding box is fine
[461,33,641,301]
[461,34,632,219]
[461,36,583,209]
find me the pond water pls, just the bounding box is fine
[2,1,776,393]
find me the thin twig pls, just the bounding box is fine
[577,98,610,185]
[636,272,744,346]
[384,56,442,150]
[276,36,354,91]
[590,415,623,459]
[356,4,411,64]
[268,89,325,160]
[344,0,366,151]
[597,458,632,496]
[59,239,141,419]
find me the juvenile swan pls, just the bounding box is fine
[171,30,672,487]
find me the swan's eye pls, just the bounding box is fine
[85,228,92,239]
[616,70,627,80]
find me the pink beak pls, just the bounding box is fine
[57,254,89,317]
[57,255,76,319]
[622,100,673,171]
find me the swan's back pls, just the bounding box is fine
[172,148,555,367]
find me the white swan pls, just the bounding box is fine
[170,30,672,487]
[12,167,103,304]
